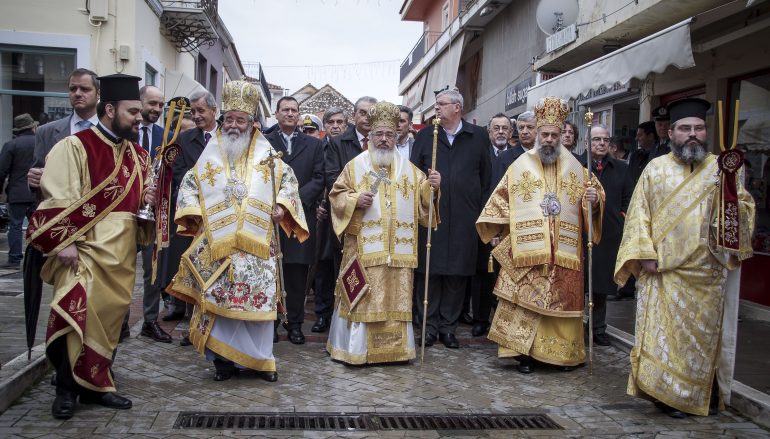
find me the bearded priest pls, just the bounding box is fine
[26,74,155,419]
[327,101,440,365]
[476,96,604,374]
[168,80,308,382]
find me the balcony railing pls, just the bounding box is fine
[400,31,441,82]
[242,63,272,107]
[160,0,219,52]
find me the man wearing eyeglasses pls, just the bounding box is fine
[583,125,633,347]
[616,98,754,419]
[264,97,325,345]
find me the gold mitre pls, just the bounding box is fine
[367,101,400,131]
[534,96,570,129]
[222,80,260,115]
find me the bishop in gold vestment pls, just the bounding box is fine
[476,96,603,373]
[615,98,755,417]
[168,81,308,382]
[327,101,440,365]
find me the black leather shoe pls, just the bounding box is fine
[288,328,305,345]
[214,370,234,381]
[459,312,473,325]
[258,371,278,382]
[140,321,172,343]
[179,334,192,346]
[593,333,611,347]
[560,365,577,372]
[79,392,132,409]
[311,316,330,333]
[161,311,185,322]
[51,391,76,419]
[655,400,687,419]
[424,333,437,347]
[517,357,534,374]
[439,333,459,349]
[471,322,490,337]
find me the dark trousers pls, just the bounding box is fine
[414,274,467,336]
[313,258,335,319]
[592,291,608,335]
[47,337,108,398]
[7,202,35,264]
[471,268,496,324]
[284,263,309,330]
[140,243,162,322]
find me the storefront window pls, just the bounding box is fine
[0,45,75,144]
[730,69,770,255]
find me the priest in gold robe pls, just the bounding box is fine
[168,81,308,382]
[327,101,440,365]
[27,74,155,419]
[476,96,603,373]
[615,98,755,418]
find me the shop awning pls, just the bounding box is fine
[421,33,466,118]
[164,70,206,99]
[527,18,695,108]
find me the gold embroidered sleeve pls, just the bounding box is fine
[614,168,657,285]
[276,164,310,243]
[417,172,440,228]
[330,164,364,238]
[175,169,203,236]
[581,171,604,245]
[37,137,90,210]
[476,172,511,243]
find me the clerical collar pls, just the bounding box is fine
[96,122,119,143]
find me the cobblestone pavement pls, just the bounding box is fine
[2,329,769,438]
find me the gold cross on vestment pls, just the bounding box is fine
[511,171,542,202]
[368,167,391,195]
[255,164,270,183]
[201,161,223,186]
[560,171,582,205]
[397,175,415,199]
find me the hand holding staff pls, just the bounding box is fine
[583,108,595,375]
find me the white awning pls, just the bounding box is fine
[527,18,695,108]
[164,70,207,99]
[421,33,466,117]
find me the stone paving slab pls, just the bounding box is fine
[2,330,769,438]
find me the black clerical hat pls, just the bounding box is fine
[667,98,710,124]
[97,74,141,101]
[651,105,669,121]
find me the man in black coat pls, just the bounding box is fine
[628,120,666,186]
[264,96,324,344]
[413,89,491,348]
[585,125,633,346]
[324,96,378,272]
[0,114,38,267]
[156,90,219,342]
[491,111,536,187]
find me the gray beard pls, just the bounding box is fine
[221,128,251,163]
[535,137,561,165]
[671,139,708,165]
[370,147,395,168]
[493,138,508,149]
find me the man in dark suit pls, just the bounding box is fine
[652,104,671,152]
[491,111,536,187]
[628,121,662,186]
[585,125,633,346]
[310,107,349,333]
[134,85,171,343]
[264,97,325,344]
[564,120,587,166]
[413,89,491,349]
[156,90,218,345]
[396,105,417,163]
[0,114,38,268]
[324,96,377,273]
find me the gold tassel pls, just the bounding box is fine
[228,263,234,283]
[488,254,494,273]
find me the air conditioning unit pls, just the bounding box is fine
[89,0,109,22]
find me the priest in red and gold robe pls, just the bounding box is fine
[26,74,155,420]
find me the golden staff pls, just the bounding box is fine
[260,148,289,325]
[717,100,740,151]
[420,117,441,365]
[583,108,595,375]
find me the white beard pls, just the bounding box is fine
[534,137,562,165]
[370,146,396,168]
[221,128,251,163]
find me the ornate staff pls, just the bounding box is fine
[583,108,595,375]
[420,117,441,365]
[715,100,744,253]
[260,148,289,325]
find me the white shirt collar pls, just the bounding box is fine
[71,113,99,133]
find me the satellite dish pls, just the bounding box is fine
[536,0,579,35]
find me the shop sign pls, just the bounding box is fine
[505,78,532,111]
[546,24,577,53]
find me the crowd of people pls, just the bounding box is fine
[2,68,754,422]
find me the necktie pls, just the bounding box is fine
[75,120,92,132]
[362,137,369,151]
[204,132,212,144]
[284,134,292,155]
[595,160,603,174]
[142,127,150,153]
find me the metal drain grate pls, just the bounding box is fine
[173,412,562,431]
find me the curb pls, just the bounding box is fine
[605,324,770,428]
[0,343,50,414]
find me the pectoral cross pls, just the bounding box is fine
[368,167,391,195]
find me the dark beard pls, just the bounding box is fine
[671,138,708,164]
[538,145,559,165]
[112,118,138,142]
